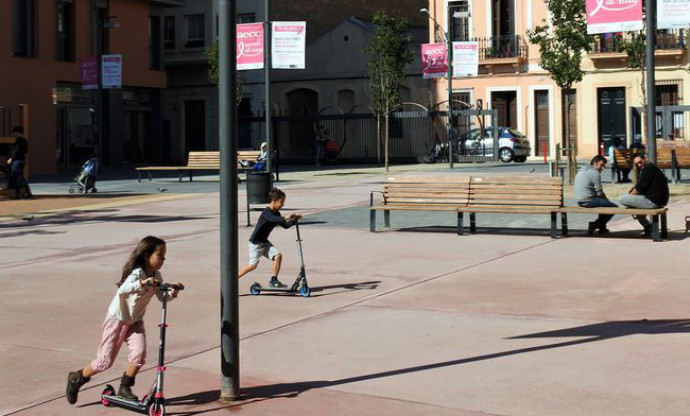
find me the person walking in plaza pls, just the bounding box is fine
[574,155,618,235]
[618,153,669,236]
[314,125,326,166]
[238,188,301,287]
[7,126,32,199]
[65,236,183,405]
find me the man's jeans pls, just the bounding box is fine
[10,160,27,193]
[618,193,659,227]
[579,197,618,229]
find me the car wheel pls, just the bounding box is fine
[499,148,514,163]
[514,156,527,163]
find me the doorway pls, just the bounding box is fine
[597,87,626,154]
[184,100,206,154]
[534,90,550,156]
[491,91,517,129]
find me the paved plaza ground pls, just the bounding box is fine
[1,162,689,416]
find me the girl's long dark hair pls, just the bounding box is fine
[117,236,166,287]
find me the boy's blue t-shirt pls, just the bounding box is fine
[249,207,294,243]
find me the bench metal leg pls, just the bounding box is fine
[470,212,476,234]
[370,210,376,232]
[247,198,252,227]
[148,172,153,181]
[138,172,142,183]
[457,212,463,235]
[178,171,183,182]
[652,215,660,242]
[561,213,569,236]
[189,171,193,182]
[550,212,557,239]
[384,210,390,229]
[661,213,668,239]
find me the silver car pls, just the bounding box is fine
[462,127,531,163]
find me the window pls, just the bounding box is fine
[185,14,205,48]
[149,16,162,70]
[237,13,256,24]
[13,0,37,57]
[449,0,470,41]
[56,0,75,61]
[337,89,355,112]
[164,16,175,50]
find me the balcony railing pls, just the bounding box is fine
[591,30,687,54]
[473,35,528,60]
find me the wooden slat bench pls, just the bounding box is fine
[136,150,262,182]
[611,148,634,183]
[369,175,471,234]
[558,206,668,241]
[458,175,563,238]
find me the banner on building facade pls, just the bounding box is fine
[272,22,306,69]
[422,43,448,79]
[658,0,690,29]
[585,0,643,34]
[81,57,99,90]
[101,54,122,89]
[452,42,478,77]
[237,22,265,70]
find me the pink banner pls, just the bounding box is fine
[421,43,448,79]
[237,23,264,70]
[586,0,643,34]
[81,57,98,90]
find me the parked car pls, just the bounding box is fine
[461,127,531,163]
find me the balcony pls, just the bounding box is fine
[475,35,527,73]
[589,30,687,62]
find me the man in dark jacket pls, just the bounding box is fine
[618,153,669,236]
[7,126,32,199]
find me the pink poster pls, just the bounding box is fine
[237,23,264,70]
[422,43,448,79]
[81,57,98,90]
[586,0,643,34]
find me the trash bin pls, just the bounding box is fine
[246,172,273,204]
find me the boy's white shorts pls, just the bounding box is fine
[248,241,280,265]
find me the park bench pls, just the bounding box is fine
[369,175,471,234]
[136,150,261,182]
[557,205,668,242]
[458,175,563,238]
[611,148,634,183]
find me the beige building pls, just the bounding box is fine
[427,0,689,160]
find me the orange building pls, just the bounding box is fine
[0,0,182,175]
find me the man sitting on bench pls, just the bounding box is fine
[574,155,618,235]
[618,153,669,237]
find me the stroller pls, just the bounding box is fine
[69,157,99,194]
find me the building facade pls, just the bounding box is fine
[427,0,689,160]
[0,0,182,175]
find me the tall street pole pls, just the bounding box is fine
[264,0,272,174]
[218,0,240,402]
[645,0,657,163]
[446,6,454,169]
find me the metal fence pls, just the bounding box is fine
[239,107,497,164]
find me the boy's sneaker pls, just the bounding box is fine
[269,278,286,288]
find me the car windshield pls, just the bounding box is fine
[507,128,526,138]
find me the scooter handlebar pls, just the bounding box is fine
[145,280,185,291]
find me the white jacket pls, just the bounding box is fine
[107,268,164,324]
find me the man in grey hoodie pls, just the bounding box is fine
[574,155,618,235]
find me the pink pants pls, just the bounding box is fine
[90,314,147,373]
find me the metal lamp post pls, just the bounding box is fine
[421,8,454,168]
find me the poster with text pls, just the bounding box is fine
[586,0,643,34]
[81,57,98,90]
[237,23,264,70]
[101,54,122,89]
[453,42,478,77]
[658,0,690,29]
[422,43,448,79]
[272,22,306,69]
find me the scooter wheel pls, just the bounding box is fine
[148,402,165,416]
[298,285,311,297]
[250,283,261,295]
[101,385,116,407]
[68,188,75,194]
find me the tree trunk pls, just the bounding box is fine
[564,87,576,185]
[376,115,381,167]
[384,97,390,172]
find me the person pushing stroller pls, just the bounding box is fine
[238,188,302,288]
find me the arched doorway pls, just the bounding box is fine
[285,88,318,161]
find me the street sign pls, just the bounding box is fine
[81,57,98,90]
[422,43,448,79]
[453,42,478,77]
[101,54,122,89]
[271,22,306,69]
[658,0,690,29]
[586,0,643,34]
[237,23,264,70]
